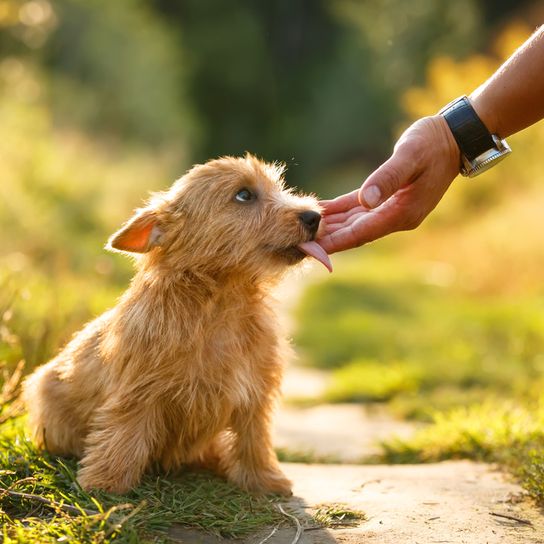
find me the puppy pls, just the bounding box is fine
[23,155,332,495]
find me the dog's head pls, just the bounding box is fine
[106,155,331,277]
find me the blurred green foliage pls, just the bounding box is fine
[0,56,179,368]
[47,0,193,146]
[295,254,544,415]
[1,0,538,189]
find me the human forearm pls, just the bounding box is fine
[470,25,544,137]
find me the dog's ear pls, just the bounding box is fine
[106,208,163,254]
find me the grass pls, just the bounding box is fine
[295,255,544,417]
[381,400,544,503]
[0,415,284,542]
[275,447,344,465]
[311,503,367,528]
[324,359,421,403]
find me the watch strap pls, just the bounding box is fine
[440,96,495,162]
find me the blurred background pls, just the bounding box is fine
[2,0,544,490]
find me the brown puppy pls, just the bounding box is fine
[23,155,331,495]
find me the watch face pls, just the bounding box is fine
[462,148,511,178]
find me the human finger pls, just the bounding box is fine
[318,198,413,253]
[319,189,360,215]
[323,209,369,233]
[358,146,419,208]
[322,205,367,225]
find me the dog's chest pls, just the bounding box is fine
[172,296,276,418]
[204,324,259,409]
[171,363,255,448]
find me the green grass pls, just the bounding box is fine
[311,503,366,528]
[324,359,421,403]
[381,399,544,503]
[0,416,284,543]
[275,447,344,465]
[295,253,544,418]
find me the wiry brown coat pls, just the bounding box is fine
[23,155,322,494]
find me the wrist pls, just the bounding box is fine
[469,89,501,136]
[432,114,462,167]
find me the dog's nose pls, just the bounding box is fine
[299,210,321,234]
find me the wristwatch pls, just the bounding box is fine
[439,96,511,178]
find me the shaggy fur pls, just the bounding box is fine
[23,155,323,495]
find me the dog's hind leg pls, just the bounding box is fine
[23,361,86,457]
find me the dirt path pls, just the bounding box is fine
[170,461,543,544]
[262,461,544,544]
[270,366,543,542]
[277,363,417,462]
[274,402,416,462]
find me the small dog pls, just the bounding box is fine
[23,155,331,495]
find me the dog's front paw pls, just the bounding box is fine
[228,466,293,496]
[255,470,293,496]
[77,466,134,494]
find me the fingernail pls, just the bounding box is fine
[362,185,381,208]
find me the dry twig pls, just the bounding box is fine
[0,488,99,517]
[490,511,533,526]
[276,504,303,544]
[256,525,278,544]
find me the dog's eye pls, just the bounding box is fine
[234,188,256,203]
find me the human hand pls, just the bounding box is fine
[317,115,461,254]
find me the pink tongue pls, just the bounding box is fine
[297,241,333,273]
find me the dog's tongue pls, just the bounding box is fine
[297,241,333,273]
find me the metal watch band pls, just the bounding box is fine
[440,96,496,162]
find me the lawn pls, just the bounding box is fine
[0,417,283,543]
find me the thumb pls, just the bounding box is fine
[359,147,418,208]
